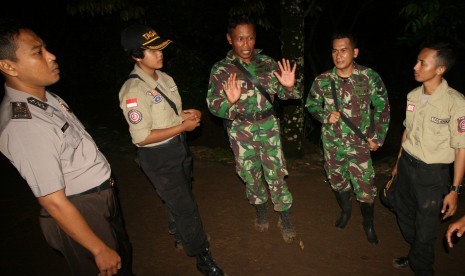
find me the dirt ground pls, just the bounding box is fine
[1,114,465,276]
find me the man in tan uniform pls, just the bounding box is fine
[390,42,465,275]
[118,24,224,276]
[0,21,133,275]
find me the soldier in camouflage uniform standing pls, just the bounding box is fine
[206,14,300,243]
[306,33,390,245]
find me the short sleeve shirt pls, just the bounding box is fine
[0,86,111,197]
[118,65,183,147]
[402,79,465,164]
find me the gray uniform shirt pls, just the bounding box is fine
[0,86,111,197]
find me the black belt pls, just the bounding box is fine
[402,149,449,170]
[235,109,274,122]
[68,178,114,198]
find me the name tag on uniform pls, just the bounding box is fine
[431,117,450,124]
[431,117,450,125]
[353,86,369,95]
[61,122,69,133]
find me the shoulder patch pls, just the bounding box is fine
[27,97,48,110]
[457,116,465,133]
[128,109,142,124]
[407,104,415,112]
[11,102,32,119]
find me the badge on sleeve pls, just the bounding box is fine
[126,98,138,108]
[457,116,465,133]
[153,94,163,103]
[128,110,142,124]
[407,104,415,112]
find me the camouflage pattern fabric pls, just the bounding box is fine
[306,63,390,202]
[324,143,376,201]
[207,50,299,211]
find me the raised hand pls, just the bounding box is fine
[223,73,241,106]
[273,58,296,89]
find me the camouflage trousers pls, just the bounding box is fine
[323,143,377,202]
[228,118,292,211]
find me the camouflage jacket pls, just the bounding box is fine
[207,49,299,120]
[306,63,390,147]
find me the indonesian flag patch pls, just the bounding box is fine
[457,116,465,133]
[407,104,415,112]
[126,98,138,108]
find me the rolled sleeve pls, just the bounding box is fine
[119,82,153,145]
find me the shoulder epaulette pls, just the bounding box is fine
[27,97,48,110]
[11,102,32,119]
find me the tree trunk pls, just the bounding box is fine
[279,0,305,158]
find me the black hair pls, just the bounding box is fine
[331,33,358,49]
[127,48,145,60]
[0,19,27,61]
[227,14,256,35]
[422,42,456,73]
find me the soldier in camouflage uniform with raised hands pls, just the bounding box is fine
[306,33,390,245]
[207,14,300,243]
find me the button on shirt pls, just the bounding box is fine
[403,79,465,164]
[119,65,183,147]
[0,86,111,197]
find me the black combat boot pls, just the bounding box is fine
[196,248,224,276]
[278,210,296,244]
[360,202,379,245]
[254,203,269,232]
[335,190,352,229]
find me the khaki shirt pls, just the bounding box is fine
[403,79,465,164]
[119,65,183,147]
[0,86,111,197]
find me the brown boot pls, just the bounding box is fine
[277,210,296,243]
[254,203,269,232]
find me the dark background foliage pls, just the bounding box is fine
[1,0,464,150]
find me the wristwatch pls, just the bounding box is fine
[450,185,463,194]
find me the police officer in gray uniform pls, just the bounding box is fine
[0,22,133,275]
[118,24,224,276]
